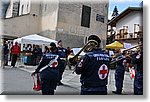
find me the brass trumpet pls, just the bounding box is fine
[110,44,142,65]
[68,40,98,66]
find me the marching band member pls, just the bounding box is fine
[31,42,61,95]
[112,50,127,94]
[75,35,111,95]
[131,43,143,95]
[57,40,67,85]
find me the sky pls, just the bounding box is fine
[108,0,143,20]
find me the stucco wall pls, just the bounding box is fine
[3,2,41,37]
[116,11,142,33]
[40,0,59,35]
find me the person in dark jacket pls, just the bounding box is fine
[32,45,38,65]
[132,45,143,95]
[3,40,9,66]
[31,42,60,95]
[57,40,67,85]
[36,45,43,65]
[112,50,128,94]
[44,46,50,54]
[75,35,111,95]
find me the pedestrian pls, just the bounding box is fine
[31,42,60,95]
[9,42,13,61]
[36,45,43,65]
[57,40,67,85]
[75,35,111,95]
[3,40,9,66]
[131,44,143,95]
[112,50,127,94]
[27,44,32,52]
[44,46,50,54]
[66,46,73,70]
[32,45,38,65]
[10,42,20,68]
[23,44,27,51]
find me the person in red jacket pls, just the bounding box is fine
[10,42,20,68]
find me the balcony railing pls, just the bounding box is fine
[115,28,143,40]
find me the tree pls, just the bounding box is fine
[112,6,119,18]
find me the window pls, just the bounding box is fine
[81,5,91,28]
[21,5,24,14]
[12,1,20,17]
[27,4,29,12]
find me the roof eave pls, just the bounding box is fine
[108,7,142,27]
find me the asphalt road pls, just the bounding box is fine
[1,67,41,95]
[1,65,134,95]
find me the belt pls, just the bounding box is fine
[82,82,106,87]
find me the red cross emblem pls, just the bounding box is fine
[50,61,58,68]
[98,64,108,80]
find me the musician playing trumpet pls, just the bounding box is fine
[111,43,142,94]
[112,50,127,94]
[131,41,143,95]
[75,35,111,95]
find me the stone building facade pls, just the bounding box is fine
[2,0,108,48]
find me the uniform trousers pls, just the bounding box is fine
[115,65,125,93]
[40,78,58,95]
[58,60,66,83]
[134,71,143,95]
[81,86,107,95]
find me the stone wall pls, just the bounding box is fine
[56,32,84,48]
[56,1,108,48]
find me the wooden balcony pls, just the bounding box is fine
[108,25,143,42]
[115,30,143,41]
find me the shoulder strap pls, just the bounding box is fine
[39,55,59,72]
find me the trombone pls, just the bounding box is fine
[68,40,98,66]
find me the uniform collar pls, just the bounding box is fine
[91,48,102,52]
